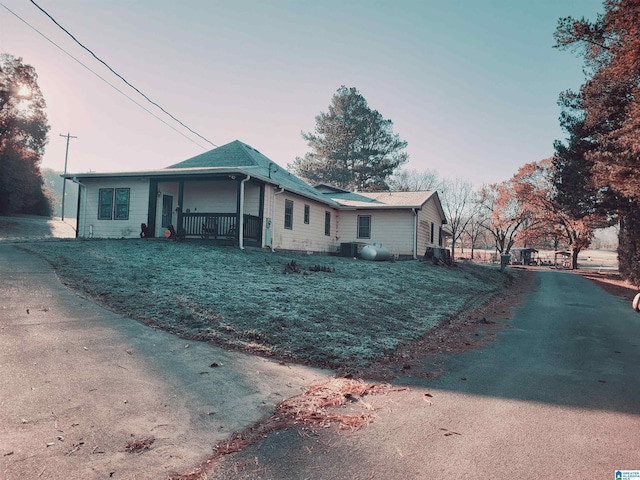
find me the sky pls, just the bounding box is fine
[0,0,604,186]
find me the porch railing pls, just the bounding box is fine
[181,213,261,241]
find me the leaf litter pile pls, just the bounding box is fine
[124,436,155,453]
[20,239,511,371]
[172,378,407,480]
[217,378,404,453]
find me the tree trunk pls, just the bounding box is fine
[571,248,580,270]
[618,202,640,285]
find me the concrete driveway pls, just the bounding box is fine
[210,270,640,479]
[0,245,329,480]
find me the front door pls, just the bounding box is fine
[161,195,173,228]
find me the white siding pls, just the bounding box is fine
[243,183,261,216]
[78,178,150,238]
[159,180,259,216]
[337,210,415,256]
[270,191,337,253]
[416,199,446,255]
[181,181,237,213]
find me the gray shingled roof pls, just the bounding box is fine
[325,190,447,222]
[326,191,436,208]
[167,140,338,206]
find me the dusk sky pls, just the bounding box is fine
[0,0,603,186]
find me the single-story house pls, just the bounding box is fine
[64,140,448,258]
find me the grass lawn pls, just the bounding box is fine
[19,239,511,370]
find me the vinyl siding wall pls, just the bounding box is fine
[180,181,237,213]
[337,209,415,256]
[416,199,446,255]
[175,180,261,216]
[78,178,150,238]
[266,187,337,252]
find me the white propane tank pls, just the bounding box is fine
[360,244,391,261]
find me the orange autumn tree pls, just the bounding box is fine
[480,160,605,268]
[512,159,606,269]
[478,177,533,256]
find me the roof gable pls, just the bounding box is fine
[169,140,337,206]
[167,140,260,169]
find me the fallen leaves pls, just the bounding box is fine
[212,378,408,457]
[124,436,155,453]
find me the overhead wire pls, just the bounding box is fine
[28,0,217,148]
[0,1,214,150]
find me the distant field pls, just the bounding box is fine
[460,248,619,271]
[577,249,618,270]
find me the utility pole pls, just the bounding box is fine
[59,133,77,221]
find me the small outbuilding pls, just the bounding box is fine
[511,248,539,266]
[554,251,572,269]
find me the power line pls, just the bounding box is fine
[0,1,209,150]
[29,0,217,148]
[59,132,76,221]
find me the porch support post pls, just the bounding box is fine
[177,179,184,232]
[147,179,158,236]
[412,208,418,259]
[239,176,250,249]
[235,178,242,246]
[258,183,265,245]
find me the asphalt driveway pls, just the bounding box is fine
[0,245,329,480]
[210,270,640,479]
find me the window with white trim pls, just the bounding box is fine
[357,215,371,239]
[98,188,130,220]
[284,199,293,230]
[324,211,331,236]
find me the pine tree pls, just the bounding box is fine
[290,86,408,191]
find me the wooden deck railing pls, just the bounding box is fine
[181,213,261,241]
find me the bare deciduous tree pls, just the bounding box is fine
[440,178,477,261]
[387,168,441,192]
[464,211,490,260]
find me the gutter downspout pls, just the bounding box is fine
[69,177,84,238]
[239,175,251,250]
[412,208,418,260]
[271,186,285,252]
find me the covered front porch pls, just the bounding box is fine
[182,212,261,243]
[148,175,265,247]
